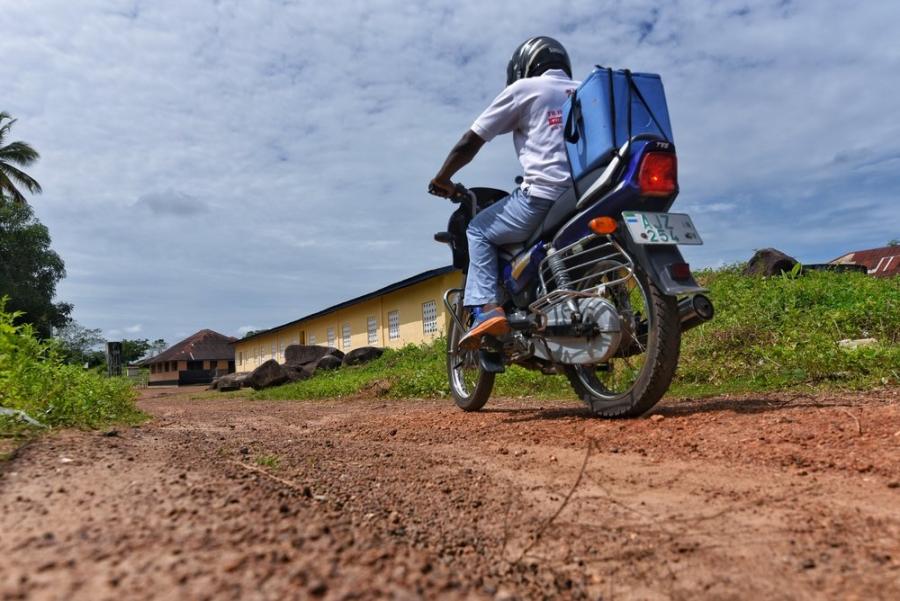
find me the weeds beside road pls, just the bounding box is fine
[0,302,143,455]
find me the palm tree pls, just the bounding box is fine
[0,112,42,204]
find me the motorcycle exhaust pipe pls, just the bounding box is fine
[679,294,714,332]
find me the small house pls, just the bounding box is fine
[141,329,236,386]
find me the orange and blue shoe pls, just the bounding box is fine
[458,307,510,350]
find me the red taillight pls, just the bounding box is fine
[670,262,691,280]
[638,152,677,196]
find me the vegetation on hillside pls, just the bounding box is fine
[253,268,899,402]
[0,300,142,436]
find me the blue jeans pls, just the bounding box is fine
[464,188,554,306]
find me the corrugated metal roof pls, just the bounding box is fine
[235,265,459,344]
[830,246,900,277]
[140,329,236,365]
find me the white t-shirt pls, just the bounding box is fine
[471,69,579,200]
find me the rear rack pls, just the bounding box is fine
[529,234,635,325]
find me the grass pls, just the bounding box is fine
[0,300,145,442]
[255,454,280,469]
[253,268,899,402]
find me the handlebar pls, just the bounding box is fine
[428,182,471,204]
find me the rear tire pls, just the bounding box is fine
[447,299,495,411]
[565,265,680,417]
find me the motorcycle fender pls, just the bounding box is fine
[622,239,707,296]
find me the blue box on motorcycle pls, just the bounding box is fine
[563,68,674,182]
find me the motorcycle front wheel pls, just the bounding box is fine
[565,264,681,418]
[446,299,495,411]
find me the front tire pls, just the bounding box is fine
[565,265,681,417]
[447,299,495,411]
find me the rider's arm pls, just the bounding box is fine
[430,130,485,195]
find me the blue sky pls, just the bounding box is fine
[1,0,898,345]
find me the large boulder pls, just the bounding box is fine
[284,344,344,365]
[215,372,249,392]
[245,359,289,390]
[284,363,315,382]
[342,346,385,366]
[314,355,343,371]
[743,248,798,276]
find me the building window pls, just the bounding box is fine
[388,310,400,340]
[187,360,202,370]
[327,327,335,347]
[367,316,378,345]
[309,334,317,345]
[238,351,243,366]
[423,300,437,335]
[271,343,276,359]
[342,323,351,349]
[279,340,284,357]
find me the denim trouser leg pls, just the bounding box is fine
[464,188,554,306]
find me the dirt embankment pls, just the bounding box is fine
[1,387,898,600]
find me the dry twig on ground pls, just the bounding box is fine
[229,460,308,493]
[838,408,862,435]
[512,438,594,564]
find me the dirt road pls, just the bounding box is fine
[1,387,898,600]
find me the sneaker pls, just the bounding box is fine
[458,307,510,350]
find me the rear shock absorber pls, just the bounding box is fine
[547,251,572,290]
[546,250,581,322]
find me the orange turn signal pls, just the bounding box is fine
[588,216,617,235]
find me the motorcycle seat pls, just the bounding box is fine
[523,160,612,248]
[523,185,578,248]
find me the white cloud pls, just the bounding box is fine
[1,0,898,343]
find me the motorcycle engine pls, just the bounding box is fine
[532,297,622,365]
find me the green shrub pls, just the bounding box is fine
[252,269,899,402]
[0,299,142,433]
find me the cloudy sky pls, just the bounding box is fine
[2,0,898,345]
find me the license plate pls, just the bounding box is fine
[622,211,703,245]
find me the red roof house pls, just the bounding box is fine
[830,246,900,277]
[140,329,236,386]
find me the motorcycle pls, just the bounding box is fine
[430,134,714,417]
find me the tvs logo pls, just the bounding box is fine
[547,109,563,128]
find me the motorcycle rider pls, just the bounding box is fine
[430,36,578,349]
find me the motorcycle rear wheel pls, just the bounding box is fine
[447,301,495,411]
[565,265,681,417]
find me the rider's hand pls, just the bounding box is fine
[429,177,456,198]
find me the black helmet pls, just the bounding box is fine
[506,36,572,85]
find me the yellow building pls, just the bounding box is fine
[233,266,462,372]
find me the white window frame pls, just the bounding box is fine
[388,310,400,341]
[367,316,378,345]
[342,323,351,350]
[271,342,276,359]
[309,334,317,345]
[422,300,438,335]
[327,327,335,347]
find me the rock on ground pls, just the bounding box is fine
[284,363,315,382]
[314,355,343,371]
[743,248,798,276]
[209,372,250,392]
[342,346,385,366]
[245,359,289,390]
[284,344,344,365]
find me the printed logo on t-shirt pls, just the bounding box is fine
[547,109,563,128]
